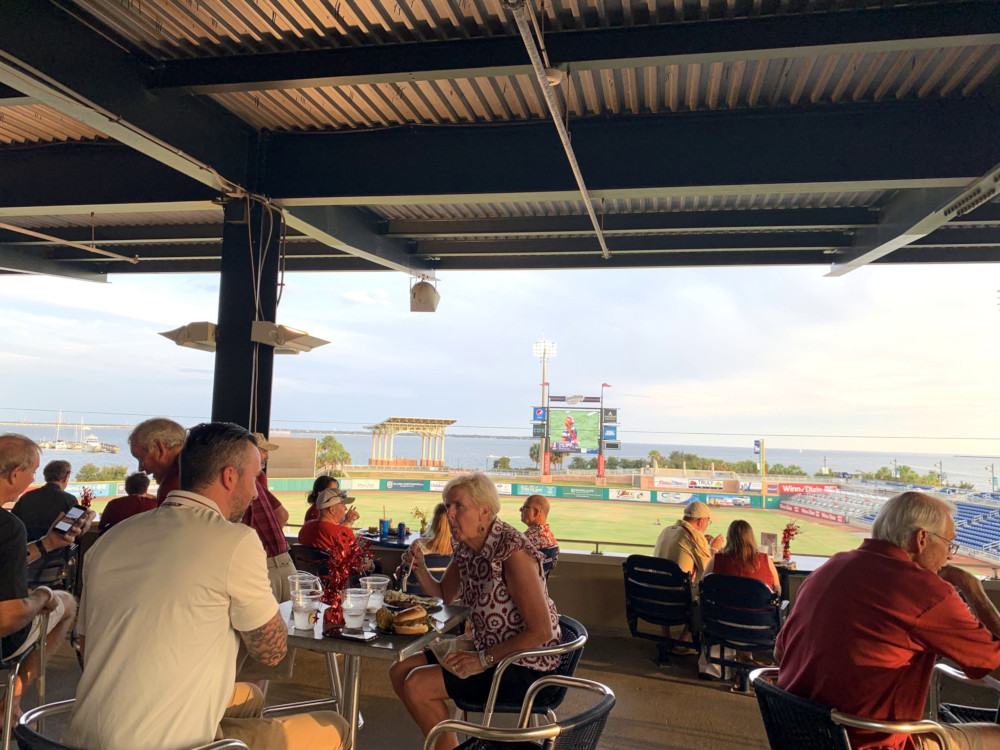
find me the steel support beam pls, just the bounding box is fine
[0,246,106,282]
[150,2,1000,93]
[265,100,1000,202]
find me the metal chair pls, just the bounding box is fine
[1,612,49,750]
[398,553,451,595]
[622,554,693,665]
[453,614,588,726]
[540,546,559,580]
[26,545,77,593]
[288,543,330,577]
[751,667,952,750]
[699,574,783,692]
[15,699,250,750]
[426,676,615,750]
[930,662,1000,724]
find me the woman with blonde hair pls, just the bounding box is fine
[704,519,780,593]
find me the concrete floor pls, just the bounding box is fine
[19,633,773,749]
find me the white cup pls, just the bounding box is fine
[341,588,371,630]
[291,588,323,630]
[359,575,391,612]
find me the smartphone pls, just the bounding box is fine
[53,505,87,533]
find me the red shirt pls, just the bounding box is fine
[98,494,157,533]
[242,474,288,558]
[711,551,775,589]
[155,459,180,505]
[304,504,318,523]
[298,519,356,551]
[776,539,1000,749]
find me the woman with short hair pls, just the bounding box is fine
[389,473,561,750]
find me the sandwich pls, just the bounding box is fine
[393,605,429,635]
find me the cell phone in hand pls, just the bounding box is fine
[53,505,87,533]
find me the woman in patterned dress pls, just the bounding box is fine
[389,472,562,750]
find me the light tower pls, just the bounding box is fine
[532,339,557,475]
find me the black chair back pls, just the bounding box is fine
[27,544,78,592]
[288,543,330,577]
[622,554,693,661]
[539,546,559,579]
[547,688,615,750]
[752,671,851,750]
[401,553,451,596]
[699,574,781,690]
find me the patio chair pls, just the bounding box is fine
[698,574,783,692]
[622,554,693,665]
[453,615,588,726]
[539,546,559,579]
[751,667,952,750]
[426,676,615,750]
[15,699,250,750]
[398,553,451,595]
[26,544,78,593]
[930,662,1000,724]
[288,543,330,577]
[1,611,49,750]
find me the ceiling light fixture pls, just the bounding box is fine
[410,277,440,312]
[158,321,217,352]
[250,321,330,354]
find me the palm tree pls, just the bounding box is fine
[648,449,662,469]
[529,442,541,469]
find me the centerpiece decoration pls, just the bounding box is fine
[412,506,429,534]
[781,521,800,561]
[78,486,94,510]
[320,536,373,633]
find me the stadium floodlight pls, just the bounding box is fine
[532,340,557,359]
[159,321,217,352]
[250,321,329,354]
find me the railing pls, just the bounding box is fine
[558,538,654,555]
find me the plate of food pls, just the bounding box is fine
[374,605,437,637]
[383,590,443,612]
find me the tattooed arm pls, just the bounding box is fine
[239,610,287,666]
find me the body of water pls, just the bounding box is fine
[12,423,999,492]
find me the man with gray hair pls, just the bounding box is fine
[776,491,1000,750]
[128,417,186,504]
[12,459,75,538]
[653,500,724,582]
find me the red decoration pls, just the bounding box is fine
[781,521,800,561]
[79,486,94,510]
[320,535,373,635]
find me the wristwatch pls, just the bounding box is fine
[483,649,495,668]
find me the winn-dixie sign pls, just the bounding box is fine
[780,502,845,524]
[778,483,839,494]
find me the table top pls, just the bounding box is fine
[775,554,829,574]
[356,530,421,549]
[280,600,469,661]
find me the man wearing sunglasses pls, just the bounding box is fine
[776,491,1000,750]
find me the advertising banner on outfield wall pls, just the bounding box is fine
[429,480,448,493]
[653,477,724,490]
[560,486,606,500]
[779,502,845,523]
[610,489,649,502]
[341,478,380,491]
[711,495,752,507]
[384,479,428,491]
[513,484,558,497]
[778,483,839,494]
[68,483,114,498]
[495,484,512,496]
[655,492,702,504]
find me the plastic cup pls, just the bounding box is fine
[291,588,323,629]
[289,572,320,594]
[359,574,391,611]
[379,519,391,538]
[341,588,371,630]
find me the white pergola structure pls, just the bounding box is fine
[366,417,457,468]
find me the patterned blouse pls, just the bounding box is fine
[525,523,557,550]
[453,518,562,672]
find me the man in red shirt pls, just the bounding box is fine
[298,487,359,551]
[776,491,1000,750]
[128,418,185,504]
[98,472,157,533]
[244,434,293,602]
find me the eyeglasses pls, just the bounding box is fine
[519,505,535,512]
[929,531,959,555]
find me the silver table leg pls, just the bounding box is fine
[342,654,362,750]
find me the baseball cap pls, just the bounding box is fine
[683,501,712,520]
[317,487,354,510]
[252,432,279,452]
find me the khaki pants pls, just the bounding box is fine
[915,723,1000,750]
[218,683,346,750]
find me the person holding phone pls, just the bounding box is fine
[0,434,90,727]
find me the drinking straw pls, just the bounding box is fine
[383,504,386,519]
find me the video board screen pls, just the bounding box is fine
[549,408,600,454]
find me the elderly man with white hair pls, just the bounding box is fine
[777,491,1000,750]
[128,417,187,504]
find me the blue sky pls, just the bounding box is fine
[1,262,998,454]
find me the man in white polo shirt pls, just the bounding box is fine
[64,422,346,750]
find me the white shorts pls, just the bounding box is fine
[6,594,66,659]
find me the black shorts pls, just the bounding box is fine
[423,647,549,706]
